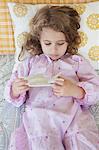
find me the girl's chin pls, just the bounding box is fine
[49,55,60,61]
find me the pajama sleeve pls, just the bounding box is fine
[74,55,99,107]
[4,57,31,107]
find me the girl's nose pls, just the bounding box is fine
[51,44,57,53]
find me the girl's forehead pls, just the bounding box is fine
[40,27,66,41]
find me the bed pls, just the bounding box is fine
[0,55,24,150]
[0,0,99,150]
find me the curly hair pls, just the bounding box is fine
[18,5,81,61]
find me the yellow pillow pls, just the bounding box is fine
[1,0,98,4]
[0,2,15,54]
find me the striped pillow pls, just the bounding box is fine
[0,2,15,54]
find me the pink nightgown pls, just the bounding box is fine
[5,54,99,150]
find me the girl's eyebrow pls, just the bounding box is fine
[43,40,66,42]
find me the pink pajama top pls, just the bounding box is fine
[4,54,99,149]
[5,54,99,107]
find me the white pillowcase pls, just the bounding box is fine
[7,2,99,69]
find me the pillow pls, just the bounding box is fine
[0,0,98,55]
[8,1,99,70]
[0,2,15,54]
[1,0,98,3]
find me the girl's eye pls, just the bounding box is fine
[44,42,65,46]
[45,43,51,45]
[57,43,65,46]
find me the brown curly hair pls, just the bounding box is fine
[18,5,81,61]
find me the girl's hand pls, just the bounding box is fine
[52,76,85,99]
[11,78,30,98]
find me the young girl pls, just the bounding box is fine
[5,5,99,150]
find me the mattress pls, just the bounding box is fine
[0,55,99,150]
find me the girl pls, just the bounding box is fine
[5,5,99,150]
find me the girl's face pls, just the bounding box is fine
[40,27,68,60]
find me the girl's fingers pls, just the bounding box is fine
[15,80,28,86]
[18,85,30,90]
[54,80,64,86]
[54,77,64,85]
[14,78,24,82]
[52,87,62,94]
[52,82,63,96]
[53,88,60,93]
[56,77,64,80]
[19,86,30,93]
[54,92,61,97]
[52,83,62,90]
[20,88,30,93]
